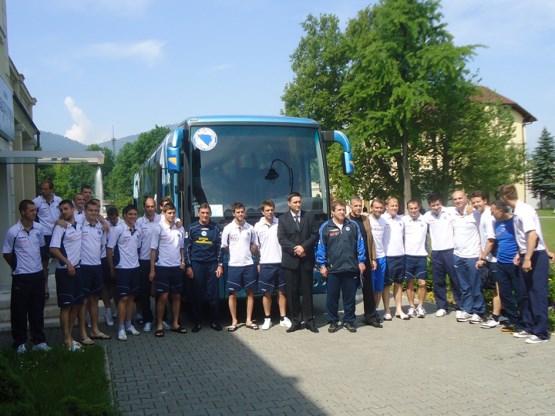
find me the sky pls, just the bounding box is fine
[6,0,555,149]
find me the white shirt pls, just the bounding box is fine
[478,207,497,262]
[107,222,141,269]
[369,215,386,259]
[80,219,105,266]
[136,213,161,260]
[221,221,256,267]
[403,215,428,257]
[151,220,184,267]
[452,208,481,258]
[382,212,405,257]
[74,210,85,225]
[423,207,455,251]
[32,194,62,236]
[50,222,82,269]
[513,199,546,254]
[2,221,45,275]
[254,216,282,264]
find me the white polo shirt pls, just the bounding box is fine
[369,215,386,259]
[423,207,455,251]
[2,221,45,275]
[254,216,282,264]
[107,222,141,269]
[478,207,497,262]
[513,199,546,254]
[74,210,85,225]
[32,194,62,236]
[403,215,428,257]
[452,208,481,258]
[136,213,161,261]
[382,212,405,257]
[221,221,256,267]
[81,219,105,266]
[151,220,184,267]
[50,222,82,269]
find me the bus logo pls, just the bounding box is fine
[192,128,218,151]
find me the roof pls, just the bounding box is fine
[179,115,320,128]
[475,86,537,124]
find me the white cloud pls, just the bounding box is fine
[64,96,110,145]
[84,40,166,66]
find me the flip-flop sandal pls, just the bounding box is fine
[170,326,187,334]
[227,325,238,332]
[154,329,164,337]
[80,337,96,346]
[90,332,111,340]
[245,323,259,330]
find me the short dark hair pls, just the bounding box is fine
[81,185,92,192]
[123,204,138,215]
[85,200,99,209]
[287,192,301,201]
[490,200,510,213]
[59,199,74,208]
[19,199,35,214]
[232,202,245,212]
[371,198,384,207]
[427,192,442,205]
[198,202,211,212]
[406,199,421,208]
[331,199,346,211]
[162,202,176,212]
[40,179,54,190]
[107,207,118,217]
[498,185,518,201]
[260,199,275,210]
[470,191,488,201]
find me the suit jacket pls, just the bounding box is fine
[277,210,318,271]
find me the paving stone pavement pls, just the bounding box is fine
[2,294,554,415]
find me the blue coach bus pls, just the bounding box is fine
[133,115,354,298]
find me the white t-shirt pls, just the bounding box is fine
[254,216,282,264]
[80,219,105,266]
[513,200,546,254]
[107,222,141,269]
[2,221,45,275]
[369,215,386,259]
[382,212,405,257]
[50,222,82,269]
[478,207,497,262]
[452,208,481,258]
[423,207,455,251]
[221,221,256,267]
[403,215,428,257]
[136,213,161,260]
[151,220,184,267]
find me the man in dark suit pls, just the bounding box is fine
[277,192,319,333]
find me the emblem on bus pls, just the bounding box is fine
[192,128,218,151]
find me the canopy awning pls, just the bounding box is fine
[0,151,104,165]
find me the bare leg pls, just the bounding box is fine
[417,279,427,308]
[374,292,383,310]
[156,293,169,330]
[60,307,71,348]
[228,293,238,326]
[263,293,272,316]
[393,283,404,315]
[118,296,128,325]
[278,291,287,317]
[79,299,88,340]
[406,279,415,307]
[246,291,254,325]
[89,295,102,336]
[171,293,181,328]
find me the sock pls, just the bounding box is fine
[125,320,132,330]
[280,316,285,320]
[105,307,112,316]
[492,314,499,322]
[118,323,125,332]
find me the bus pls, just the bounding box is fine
[133,115,354,298]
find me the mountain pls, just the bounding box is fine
[39,131,87,152]
[98,133,139,153]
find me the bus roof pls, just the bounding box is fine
[179,115,320,128]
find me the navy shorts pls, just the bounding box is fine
[80,264,103,297]
[116,267,140,298]
[55,267,84,307]
[258,264,286,293]
[405,255,428,280]
[155,266,183,294]
[101,257,115,285]
[41,235,52,262]
[227,265,258,293]
[384,255,406,285]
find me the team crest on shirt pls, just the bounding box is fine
[345,226,350,232]
[201,231,207,237]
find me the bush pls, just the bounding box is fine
[0,354,34,416]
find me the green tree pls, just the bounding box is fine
[529,128,555,208]
[282,0,524,204]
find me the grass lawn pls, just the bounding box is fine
[539,212,555,250]
[1,345,116,416]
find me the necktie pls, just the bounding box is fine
[295,214,300,231]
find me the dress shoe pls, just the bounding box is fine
[363,316,383,328]
[210,322,223,331]
[305,321,319,333]
[343,322,357,333]
[286,322,302,333]
[328,321,340,333]
[192,323,202,333]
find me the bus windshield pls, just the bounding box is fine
[187,124,328,224]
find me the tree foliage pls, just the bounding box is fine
[529,128,555,208]
[282,0,524,205]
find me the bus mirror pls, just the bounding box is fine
[342,152,354,175]
[328,130,354,175]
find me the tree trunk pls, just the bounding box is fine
[402,133,411,206]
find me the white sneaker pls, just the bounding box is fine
[481,318,499,329]
[407,307,416,318]
[261,318,272,330]
[33,342,51,352]
[435,308,446,317]
[69,340,82,351]
[397,312,410,320]
[416,306,426,318]
[126,325,140,336]
[118,329,128,341]
[383,313,393,321]
[16,344,27,353]
[457,312,471,322]
[104,312,114,327]
[513,330,531,339]
[280,317,292,328]
[525,335,548,344]
[162,321,171,330]
[469,314,482,324]
[455,310,463,320]
[143,322,152,332]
